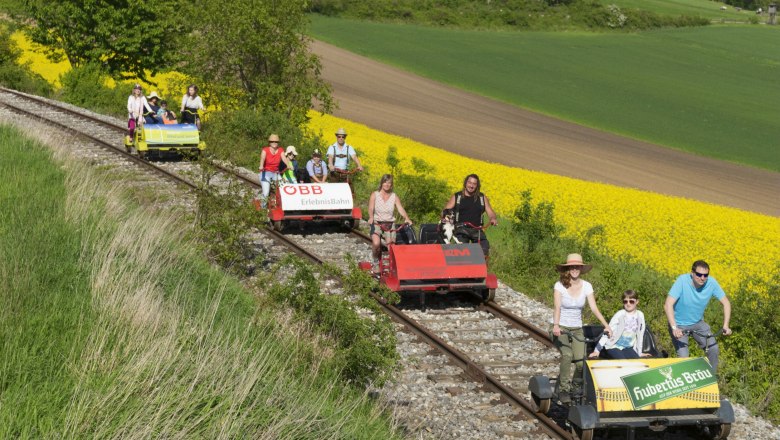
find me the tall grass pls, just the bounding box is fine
[0,121,400,438]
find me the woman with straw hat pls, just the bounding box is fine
[258,134,293,208]
[550,253,611,404]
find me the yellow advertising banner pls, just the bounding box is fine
[587,358,720,412]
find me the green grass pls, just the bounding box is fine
[0,123,400,438]
[309,16,780,172]
[603,0,755,20]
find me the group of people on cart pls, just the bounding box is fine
[126,83,204,142]
[550,253,732,404]
[257,128,732,404]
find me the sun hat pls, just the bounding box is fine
[268,134,280,143]
[556,253,592,273]
[285,146,298,156]
[335,128,347,136]
[147,91,160,100]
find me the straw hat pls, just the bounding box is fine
[147,91,160,100]
[556,253,592,273]
[268,134,280,143]
[335,128,347,136]
[285,146,298,157]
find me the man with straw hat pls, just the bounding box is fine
[327,128,363,181]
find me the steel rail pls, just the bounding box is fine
[0,97,198,190]
[1,88,568,438]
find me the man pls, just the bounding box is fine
[664,260,732,369]
[327,128,363,181]
[442,174,498,257]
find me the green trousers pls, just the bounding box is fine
[550,325,585,393]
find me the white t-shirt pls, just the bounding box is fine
[327,143,355,170]
[551,280,593,327]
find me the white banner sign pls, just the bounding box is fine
[279,183,354,211]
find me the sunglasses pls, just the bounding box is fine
[693,271,709,278]
[269,141,279,144]
[336,135,346,138]
[623,299,637,304]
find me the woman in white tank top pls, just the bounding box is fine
[367,174,412,265]
[550,253,611,403]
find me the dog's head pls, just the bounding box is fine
[441,209,455,224]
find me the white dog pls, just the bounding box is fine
[439,209,461,244]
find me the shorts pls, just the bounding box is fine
[370,222,395,243]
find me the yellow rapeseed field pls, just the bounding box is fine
[308,111,779,294]
[12,29,777,294]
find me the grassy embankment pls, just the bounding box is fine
[309,16,780,172]
[0,123,400,438]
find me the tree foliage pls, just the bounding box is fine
[22,0,186,82]
[180,0,333,125]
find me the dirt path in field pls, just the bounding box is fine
[311,40,780,217]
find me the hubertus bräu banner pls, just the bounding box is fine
[587,358,720,412]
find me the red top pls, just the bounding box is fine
[262,146,282,172]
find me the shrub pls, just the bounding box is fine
[58,63,127,117]
[0,24,52,96]
[381,146,450,223]
[265,256,398,387]
[201,108,326,172]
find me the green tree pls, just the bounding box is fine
[22,0,186,82]
[180,0,333,125]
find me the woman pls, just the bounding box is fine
[144,91,162,124]
[126,84,146,143]
[367,174,412,266]
[258,134,293,208]
[180,84,204,128]
[305,149,327,184]
[551,253,611,404]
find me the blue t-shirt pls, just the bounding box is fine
[668,274,725,326]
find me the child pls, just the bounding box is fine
[589,290,648,359]
[158,100,177,124]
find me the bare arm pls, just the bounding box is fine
[587,293,612,335]
[351,153,363,171]
[394,195,412,224]
[444,194,456,211]
[552,289,562,337]
[484,195,498,226]
[367,192,376,225]
[664,295,682,338]
[328,153,334,171]
[720,296,732,335]
[259,150,267,171]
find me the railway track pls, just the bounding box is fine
[0,88,743,440]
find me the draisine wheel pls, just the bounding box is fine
[706,423,731,440]
[482,288,495,303]
[531,394,551,414]
[273,220,284,232]
[571,426,594,440]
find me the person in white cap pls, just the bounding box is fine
[327,128,363,181]
[550,253,611,404]
[280,146,299,184]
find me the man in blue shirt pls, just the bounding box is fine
[664,260,732,369]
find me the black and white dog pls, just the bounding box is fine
[439,209,461,244]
